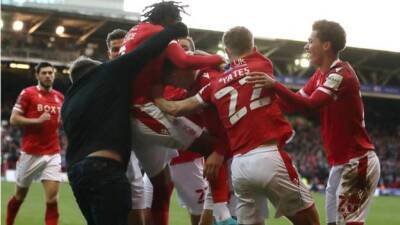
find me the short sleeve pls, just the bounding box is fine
[195,83,212,106]
[13,89,31,114]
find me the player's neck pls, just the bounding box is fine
[37,84,52,92]
[319,55,338,74]
[229,51,252,62]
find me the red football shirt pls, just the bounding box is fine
[122,22,223,106]
[195,68,232,159]
[299,59,374,165]
[13,86,63,155]
[163,85,203,165]
[196,51,293,155]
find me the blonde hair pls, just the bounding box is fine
[222,26,254,57]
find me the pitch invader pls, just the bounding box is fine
[106,28,145,225]
[6,62,64,225]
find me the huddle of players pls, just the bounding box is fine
[111,2,379,225]
[6,1,380,225]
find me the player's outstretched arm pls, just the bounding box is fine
[152,85,203,116]
[165,41,224,69]
[107,22,188,79]
[10,111,50,126]
[154,96,203,117]
[247,72,333,110]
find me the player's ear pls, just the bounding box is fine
[225,47,232,60]
[35,71,40,80]
[323,41,331,52]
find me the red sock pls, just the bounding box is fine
[45,202,59,225]
[151,181,174,225]
[209,164,230,203]
[6,196,23,225]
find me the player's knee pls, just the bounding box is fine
[45,191,59,203]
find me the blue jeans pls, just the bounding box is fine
[67,157,131,225]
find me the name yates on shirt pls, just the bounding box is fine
[219,66,250,84]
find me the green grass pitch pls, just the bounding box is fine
[1,181,399,225]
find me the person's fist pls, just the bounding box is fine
[204,151,224,180]
[37,112,51,123]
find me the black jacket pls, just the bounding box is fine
[61,22,188,168]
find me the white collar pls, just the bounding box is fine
[329,59,341,69]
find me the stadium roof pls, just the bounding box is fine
[1,4,400,98]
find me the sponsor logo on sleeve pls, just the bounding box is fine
[323,73,343,90]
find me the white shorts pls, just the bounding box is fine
[126,152,145,209]
[170,158,208,215]
[326,151,380,224]
[16,152,62,188]
[142,158,208,215]
[231,146,314,224]
[143,173,153,209]
[131,103,203,177]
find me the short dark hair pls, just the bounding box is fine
[312,20,346,54]
[69,56,101,82]
[142,1,188,25]
[222,26,254,56]
[106,29,127,48]
[35,62,54,74]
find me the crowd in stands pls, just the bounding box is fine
[1,100,399,191]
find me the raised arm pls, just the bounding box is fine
[152,85,204,117]
[273,82,333,110]
[165,42,224,69]
[246,72,333,111]
[108,22,188,78]
[154,95,204,117]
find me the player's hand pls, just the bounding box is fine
[246,72,276,88]
[204,151,224,180]
[36,112,51,123]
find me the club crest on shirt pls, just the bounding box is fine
[54,96,60,103]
